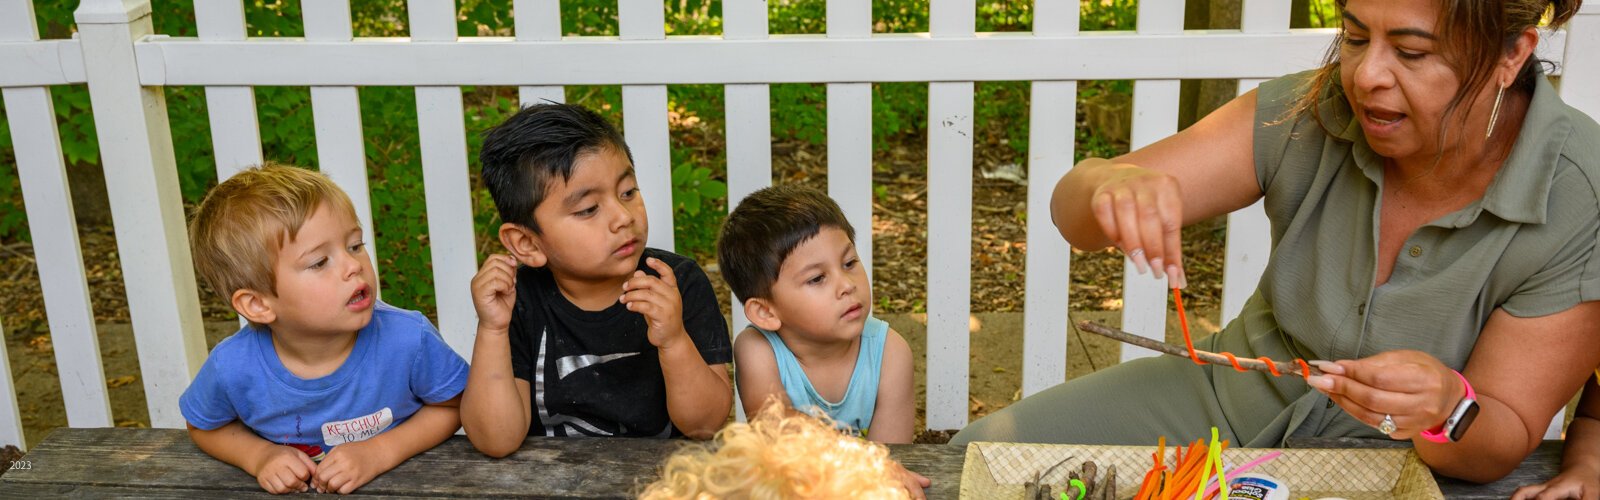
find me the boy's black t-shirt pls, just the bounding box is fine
[508,248,732,438]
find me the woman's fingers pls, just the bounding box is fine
[1157,181,1186,288]
[1111,190,1149,274]
[1135,189,1169,280]
[1091,191,1122,245]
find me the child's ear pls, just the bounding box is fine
[231,289,276,325]
[499,222,547,268]
[744,298,782,332]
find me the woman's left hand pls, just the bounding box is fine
[1307,350,1464,440]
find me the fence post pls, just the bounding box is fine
[74,0,208,429]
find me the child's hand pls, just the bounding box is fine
[893,460,932,500]
[1514,470,1600,500]
[472,254,519,334]
[313,439,396,495]
[252,445,315,494]
[621,257,687,349]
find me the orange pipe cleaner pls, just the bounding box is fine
[1172,288,1312,381]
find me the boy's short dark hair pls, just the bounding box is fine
[479,103,633,232]
[717,185,855,303]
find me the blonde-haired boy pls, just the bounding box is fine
[181,164,468,494]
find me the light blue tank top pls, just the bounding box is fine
[757,317,887,436]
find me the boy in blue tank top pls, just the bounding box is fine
[719,185,917,442]
[720,185,929,497]
[180,164,469,495]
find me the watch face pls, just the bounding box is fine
[1449,401,1481,442]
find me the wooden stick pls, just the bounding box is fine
[1074,321,1324,378]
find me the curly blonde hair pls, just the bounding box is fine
[640,405,908,500]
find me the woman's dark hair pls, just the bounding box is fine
[1286,0,1581,140]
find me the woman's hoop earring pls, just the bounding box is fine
[1486,84,1506,140]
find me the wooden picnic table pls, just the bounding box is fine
[0,428,1566,498]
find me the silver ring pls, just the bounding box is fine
[1128,248,1144,258]
[1378,414,1397,435]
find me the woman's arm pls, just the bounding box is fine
[1051,90,1265,284]
[1315,303,1600,482]
[1513,376,1600,500]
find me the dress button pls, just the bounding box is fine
[1409,246,1423,257]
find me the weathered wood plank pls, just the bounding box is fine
[2,428,963,498]
[1288,437,1563,499]
[12,429,1562,499]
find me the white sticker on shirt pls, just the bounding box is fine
[321,407,394,447]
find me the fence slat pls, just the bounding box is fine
[408,0,479,356]
[514,0,563,105]
[618,0,673,252]
[723,0,772,369]
[1217,1,1288,329]
[1241,0,1292,34]
[195,0,262,180]
[1221,79,1272,327]
[1119,0,1184,362]
[1021,81,1075,396]
[924,0,976,431]
[925,81,974,430]
[2,0,82,449]
[304,2,381,293]
[1018,0,1080,399]
[8,85,114,434]
[824,0,871,281]
[0,314,18,448]
[75,0,209,429]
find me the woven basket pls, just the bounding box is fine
[959,442,1443,500]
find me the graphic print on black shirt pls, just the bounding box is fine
[507,248,732,437]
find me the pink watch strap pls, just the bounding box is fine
[1420,370,1473,443]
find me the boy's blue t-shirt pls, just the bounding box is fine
[179,302,469,460]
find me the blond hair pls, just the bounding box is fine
[639,404,908,500]
[188,163,357,305]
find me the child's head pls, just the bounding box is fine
[640,403,907,500]
[189,163,376,334]
[718,185,869,340]
[480,103,647,280]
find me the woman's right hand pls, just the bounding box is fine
[1087,163,1188,288]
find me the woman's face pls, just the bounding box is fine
[1339,0,1480,163]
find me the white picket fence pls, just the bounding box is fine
[2,0,1597,450]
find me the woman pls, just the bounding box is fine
[954,0,1599,482]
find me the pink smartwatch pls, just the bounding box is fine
[1421,369,1479,443]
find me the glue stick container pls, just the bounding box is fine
[1225,473,1290,500]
